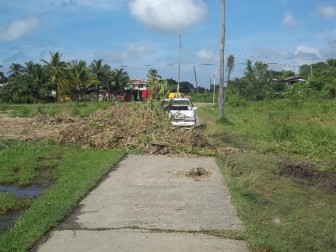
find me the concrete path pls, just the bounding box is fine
[34,155,248,252]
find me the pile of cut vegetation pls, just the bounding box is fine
[58,103,213,155]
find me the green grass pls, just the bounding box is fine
[200,98,336,172]
[0,193,32,216]
[0,140,125,252]
[0,101,114,118]
[199,98,336,251]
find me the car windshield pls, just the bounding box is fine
[163,99,192,111]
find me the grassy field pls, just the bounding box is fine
[0,98,335,251]
[199,98,336,251]
[0,140,125,252]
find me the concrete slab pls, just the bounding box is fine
[37,229,248,252]
[35,155,248,251]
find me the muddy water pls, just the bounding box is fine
[0,211,24,231]
[0,184,46,232]
[0,184,45,197]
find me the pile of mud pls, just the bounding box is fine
[279,162,336,191]
[58,103,212,154]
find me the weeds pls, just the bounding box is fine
[200,98,336,251]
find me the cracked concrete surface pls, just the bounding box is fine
[34,155,248,252]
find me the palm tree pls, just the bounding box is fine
[100,65,114,98]
[90,59,110,101]
[8,63,24,77]
[0,65,6,83]
[223,55,235,113]
[68,60,98,101]
[23,61,47,101]
[112,68,130,91]
[147,68,162,80]
[41,52,68,102]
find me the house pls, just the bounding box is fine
[280,76,306,85]
[131,79,149,90]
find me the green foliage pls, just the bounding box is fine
[0,140,125,251]
[147,70,169,101]
[0,74,40,103]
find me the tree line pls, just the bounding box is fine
[0,52,130,103]
[226,59,336,101]
[1,51,335,103]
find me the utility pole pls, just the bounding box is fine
[213,68,216,105]
[193,66,198,94]
[218,0,226,119]
[178,33,182,93]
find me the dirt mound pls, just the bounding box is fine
[35,113,75,124]
[279,162,336,191]
[58,103,211,154]
[174,167,212,179]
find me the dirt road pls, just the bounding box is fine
[34,154,248,252]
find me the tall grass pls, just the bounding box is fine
[202,98,336,171]
[198,98,336,251]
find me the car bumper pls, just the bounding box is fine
[170,120,196,127]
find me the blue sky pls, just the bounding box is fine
[0,0,336,87]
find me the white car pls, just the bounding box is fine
[163,98,197,127]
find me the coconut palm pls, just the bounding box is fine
[67,60,98,101]
[41,52,68,102]
[24,62,47,101]
[112,68,130,91]
[8,63,24,78]
[90,59,110,101]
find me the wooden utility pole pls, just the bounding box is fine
[218,0,226,119]
[193,66,198,94]
[178,33,182,93]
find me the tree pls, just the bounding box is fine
[90,59,109,101]
[41,52,68,102]
[179,81,194,93]
[147,68,162,80]
[0,65,7,84]
[112,68,130,91]
[100,65,114,97]
[68,60,98,101]
[8,63,24,78]
[147,74,168,101]
[25,62,49,101]
[0,74,38,103]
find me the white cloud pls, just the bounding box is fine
[316,6,336,19]
[128,0,207,33]
[126,44,155,56]
[49,0,126,9]
[195,49,217,63]
[294,45,322,59]
[95,43,156,63]
[0,16,39,42]
[282,12,298,28]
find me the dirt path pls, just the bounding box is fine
[33,154,248,252]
